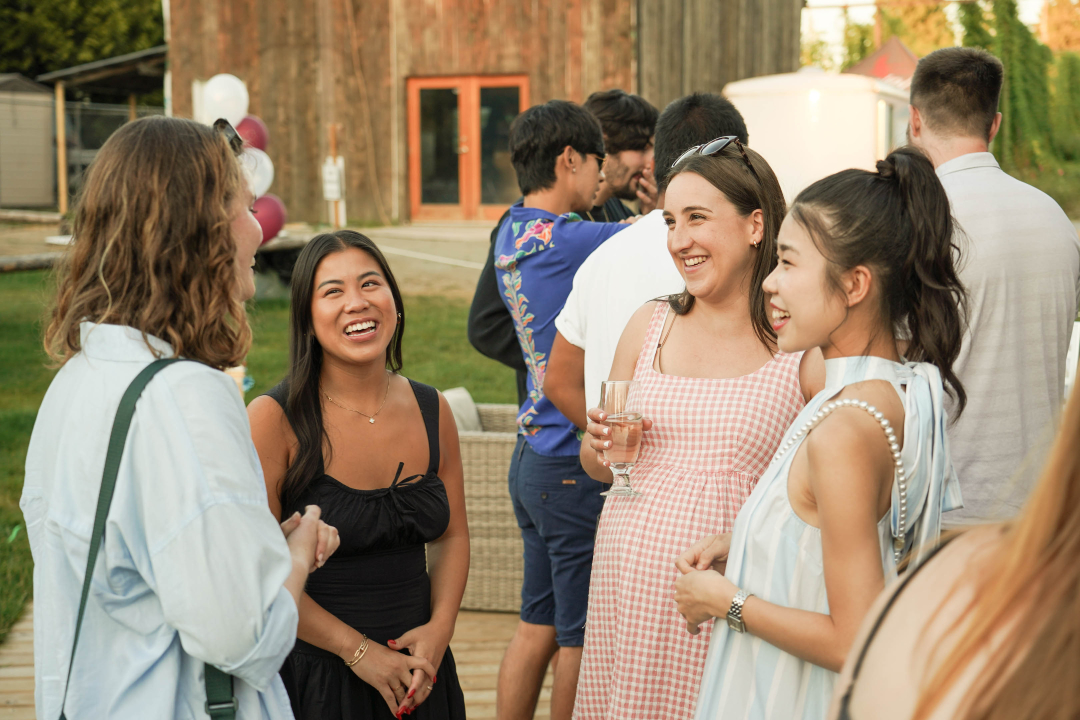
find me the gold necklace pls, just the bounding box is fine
[323,372,391,424]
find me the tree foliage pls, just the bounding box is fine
[881,4,956,58]
[960,0,1057,168]
[1041,0,1080,53]
[0,0,163,80]
[842,12,876,70]
[960,0,995,49]
[802,34,837,71]
[1052,52,1080,159]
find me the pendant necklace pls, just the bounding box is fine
[324,372,391,424]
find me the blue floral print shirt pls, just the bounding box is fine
[494,202,626,456]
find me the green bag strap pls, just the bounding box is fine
[58,358,236,720]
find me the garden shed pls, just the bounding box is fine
[0,75,54,208]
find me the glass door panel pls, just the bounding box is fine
[479,86,521,205]
[408,75,528,221]
[419,88,460,204]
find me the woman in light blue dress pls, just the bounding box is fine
[673,147,966,720]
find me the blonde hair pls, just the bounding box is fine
[912,388,1080,719]
[45,116,251,370]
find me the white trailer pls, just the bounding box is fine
[724,68,911,203]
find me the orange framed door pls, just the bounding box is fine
[408,75,529,222]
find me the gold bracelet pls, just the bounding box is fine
[344,634,369,667]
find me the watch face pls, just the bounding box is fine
[726,615,744,633]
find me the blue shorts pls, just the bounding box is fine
[507,435,606,647]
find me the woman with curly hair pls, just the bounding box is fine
[21,116,338,720]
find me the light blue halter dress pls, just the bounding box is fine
[693,355,963,720]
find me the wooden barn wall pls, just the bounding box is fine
[637,0,802,112]
[169,0,391,225]
[169,0,635,224]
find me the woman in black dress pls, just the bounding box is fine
[249,231,470,720]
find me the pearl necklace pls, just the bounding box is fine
[774,397,908,562]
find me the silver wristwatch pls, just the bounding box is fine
[726,588,752,633]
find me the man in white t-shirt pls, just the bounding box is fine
[545,94,751,424]
[908,48,1080,523]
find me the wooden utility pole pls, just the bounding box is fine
[55,81,68,215]
[128,94,137,122]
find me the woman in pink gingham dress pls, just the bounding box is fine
[574,302,804,720]
[574,143,816,720]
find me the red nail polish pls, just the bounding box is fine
[407,690,414,699]
[433,675,437,683]
[388,639,396,645]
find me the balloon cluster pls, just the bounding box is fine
[202,74,287,245]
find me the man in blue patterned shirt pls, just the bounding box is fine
[494,100,628,720]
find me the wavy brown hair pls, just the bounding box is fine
[45,115,251,369]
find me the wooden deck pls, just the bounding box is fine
[0,605,550,719]
[0,605,32,720]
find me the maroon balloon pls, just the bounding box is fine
[236,115,269,151]
[253,194,286,245]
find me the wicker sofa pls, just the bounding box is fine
[458,403,523,612]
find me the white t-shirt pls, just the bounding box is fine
[554,209,685,411]
[939,153,1080,523]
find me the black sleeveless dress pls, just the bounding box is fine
[267,379,467,720]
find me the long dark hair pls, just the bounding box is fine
[791,146,967,415]
[278,230,405,516]
[664,144,787,352]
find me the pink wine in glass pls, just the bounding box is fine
[599,380,643,498]
[604,412,643,465]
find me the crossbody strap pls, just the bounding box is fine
[835,535,957,720]
[59,358,236,720]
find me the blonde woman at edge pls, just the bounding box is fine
[21,116,338,720]
[829,352,1080,719]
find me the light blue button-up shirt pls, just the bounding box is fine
[21,323,298,719]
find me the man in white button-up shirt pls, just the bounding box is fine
[908,48,1080,523]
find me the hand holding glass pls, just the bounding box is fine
[599,380,643,498]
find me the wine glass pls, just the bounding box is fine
[599,380,643,498]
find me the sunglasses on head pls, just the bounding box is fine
[672,136,756,177]
[213,118,244,155]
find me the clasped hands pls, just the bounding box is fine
[674,533,739,635]
[280,504,339,572]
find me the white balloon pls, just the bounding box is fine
[243,147,275,197]
[203,73,249,126]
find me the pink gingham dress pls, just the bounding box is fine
[573,301,805,720]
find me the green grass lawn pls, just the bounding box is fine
[0,270,515,644]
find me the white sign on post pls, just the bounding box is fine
[323,156,347,227]
[322,157,342,201]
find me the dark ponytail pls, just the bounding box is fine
[790,146,967,415]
